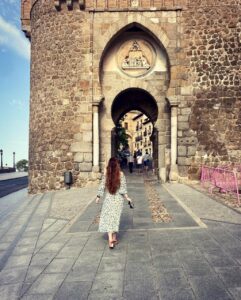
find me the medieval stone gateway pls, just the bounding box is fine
[21,0,240,193]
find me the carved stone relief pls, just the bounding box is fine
[131,0,139,7]
[117,39,155,77]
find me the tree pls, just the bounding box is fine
[16,159,28,172]
[116,123,129,150]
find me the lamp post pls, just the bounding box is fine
[13,152,16,170]
[0,149,3,169]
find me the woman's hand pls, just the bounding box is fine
[95,196,100,204]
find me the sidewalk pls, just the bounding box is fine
[0,174,240,299]
[0,172,28,181]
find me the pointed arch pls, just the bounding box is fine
[93,16,174,99]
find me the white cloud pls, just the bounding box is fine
[0,16,30,60]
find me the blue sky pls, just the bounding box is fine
[0,0,30,167]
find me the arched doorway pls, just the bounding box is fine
[110,88,159,171]
[98,23,171,181]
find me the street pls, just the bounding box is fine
[0,177,28,198]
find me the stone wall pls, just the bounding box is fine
[180,0,240,178]
[29,0,97,193]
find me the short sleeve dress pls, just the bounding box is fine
[97,172,127,233]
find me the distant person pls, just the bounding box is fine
[128,153,134,173]
[148,152,153,174]
[143,150,151,174]
[136,152,143,174]
[95,157,133,249]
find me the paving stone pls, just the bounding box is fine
[127,249,152,263]
[12,244,36,256]
[44,258,75,273]
[153,252,180,269]
[181,259,216,276]
[189,275,233,300]
[215,266,241,288]
[54,281,92,300]
[97,257,126,272]
[56,245,82,258]
[68,221,91,233]
[203,250,237,267]
[65,252,102,282]
[159,286,195,300]
[228,287,241,300]
[4,254,32,269]
[88,293,125,300]
[25,266,46,284]
[123,278,158,300]
[17,237,36,247]
[0,283,22,300]
[26,273,66,295]
[22,294,54,300]
[30,252,56,266]
[82,237,106,251]
[125,261,155,282]
[0,242,11,251]
[0,267,27,284]
[157,268,191,290]
[90,271,124,295]
[39,243,65,253]
[176,248,203,262]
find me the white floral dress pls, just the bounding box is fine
[97,172,127,233]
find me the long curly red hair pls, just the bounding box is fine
[106,157,121,194]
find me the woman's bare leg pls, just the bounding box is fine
[108,232,114,248]
[112,232,118,243]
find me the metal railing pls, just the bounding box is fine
[201,165,240,205]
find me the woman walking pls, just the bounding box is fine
[95,157,133,249]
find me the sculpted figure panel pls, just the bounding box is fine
[117,39,155,77]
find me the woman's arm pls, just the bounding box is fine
[95,175,106,203]
[123,194,132,201]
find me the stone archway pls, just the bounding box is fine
[97,23,173,181]
[110,88,159,169]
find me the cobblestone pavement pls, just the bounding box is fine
[0,174,241,299]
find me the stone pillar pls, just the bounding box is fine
[169,103,179,181]
[92,102,99,172]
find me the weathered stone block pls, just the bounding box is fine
[178,146,187,156]
[84,153,92,162]
[71,142,91,152]
[73,133,83,141]
[177,157,191,166]
[181,108,192,115]
[74,153,84,162]
[187,146,197,156]
[83,131,92,142]
[178,115,189,122]
[178,122,189,130]
[80,123,92,131]
[79,163,92,172]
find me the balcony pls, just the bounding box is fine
[135,136,143,142]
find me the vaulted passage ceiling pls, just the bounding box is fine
[111,88,158,125]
